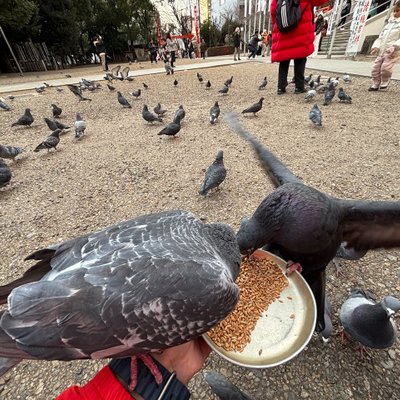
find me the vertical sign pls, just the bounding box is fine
[345,0,372,55]
[156,13,162,46]
[244,0,248,17]
[327,0,341,35]
[194,4,201,58]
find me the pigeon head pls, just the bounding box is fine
[143,104,149,112]
[259,97,264,103]
[214,101,219,107]
[236,217,262,255]
[76,113,83,121]
[215,150,223,163]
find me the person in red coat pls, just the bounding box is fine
[271,0,330,94]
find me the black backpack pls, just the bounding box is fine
[276,0,304,33]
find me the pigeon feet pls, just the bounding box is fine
[355,343,373,360]
[332,257,343,277]
[286,260,302,275]
[129,354,162,390]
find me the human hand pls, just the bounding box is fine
[385,46,395,57]
[370,47,378,55]
[152,337,211,385]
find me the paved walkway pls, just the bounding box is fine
[0,54,398,94]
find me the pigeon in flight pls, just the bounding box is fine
[309,104,322,127]
[142,105,163,123]
[218,84,229,95]
[340,288,400,351]
[130,89,141,99]
[304,89,316,102]
[67,85,92,102]
[117,91,132,108]
[258,77,268,90]
[0,100,11,111]
[0,145,24,162]
[338,88,352,103]
[74,113,86,139]
[153,103,167,117]
[107,83,116,91]
[242,98,264,116]
[224,76,233,86]
[0,210,240,379]
[121,66,133,81]
[323,82,335,106]
[110,65,122,80]
[205,371,253,400]
[51,104,62,118]
[11,109,34,127]
[225,112,400,339]
[205,80,211,89]
[34,129,62,152]
[209,101,220,125]
[158,116,182,137]
[0,159,12,188]
[174,105,186,122]
[199,150,227,196]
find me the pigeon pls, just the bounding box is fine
[309,104,322,126]
[224,76,233,86]
[81,78,94,88]
[0,159,12,188]
[305,74,312,84]
[153,103,167,117]
[107,83,115,91]
[209,101,220,124]
[51,104,62,118]
[130,89,141,99]
[0,100,11,111]
[218,84,229,95]
[74,113,86,139]
[340,288,400,350]
[242,98,264,116]
[158,116,181,137]
[225,112,400,338]
[174,105,186,121]
[338,88,352,104]
[65,74,72,78]
[164,61,174,75]
[34,129,61,152]
[110,65,122,80]
[197,73,204,83]
[121,66,133,81]
[117,91,132,108]
[7,95,15,100]
[67,85,92,102]
[323,82,335,106]
[44,118,70,132]
[343,73,351,83]
[0,144,24,161]
[199,150,227,196]
[0,210,241,378]
[43,82,51,88]
[142,105,163,123]
[11,109,34,127]
[205,80,211,89]
[304,89,316,102]
[258,77,268,90]
[205,371,253,400]
[173,79,178,87]
[35,86,45,94]
[143,83,149,90]
[56,87,63,93]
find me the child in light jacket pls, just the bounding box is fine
[369,1,400,91]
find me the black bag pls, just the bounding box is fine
[276,0,303,33]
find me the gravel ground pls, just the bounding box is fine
[0,60,399,399]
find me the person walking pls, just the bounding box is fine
[261,30,270,57]
[166,33,177,67]
[270,0,329,95]
[338,0,352,30]
[93,34,108,71]
[233,27,242,61]
[310,14,325,57]
[368,0,400,91]
[247,31,260,59]
[148,40,158,64]
[200,38,208,59]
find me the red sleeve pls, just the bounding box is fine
[311,0,331,7]
[56,366,134,400]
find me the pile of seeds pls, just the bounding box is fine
[208,255,288,352]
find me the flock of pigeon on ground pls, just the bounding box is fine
[0,62,400,399]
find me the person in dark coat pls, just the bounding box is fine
[270,0,329,94]
[148,40,158,63]
[247,31,260,59]
[93,34,108,71]
[338,0,352,29]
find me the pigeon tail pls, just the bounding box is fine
[205,371,253,400]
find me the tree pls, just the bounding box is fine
[200,19,221,47]
[155,0,192,34]
[0,0,38,30]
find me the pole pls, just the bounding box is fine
[0,25,24,76]
[327,0,346,59]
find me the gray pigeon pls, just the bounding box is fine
[44,118,70,132]
[0,100,11,111]
[51,104,62,118]
[35,86,45,94]
[304,89,316,102]
[74,113,86,139]
[343,73,351,83]
[117,91,132,108]
[218,84,229,95]
[309,104,322,126]
[67,85,92,102]
[199,150,227,196]
[323,82,335,106]
[174,105,186,121]
[142,105,163,123]
[110,65,122,80]
[242,98,264,116]
[0,159,12,188]
[107,83,116,91]
[224,76,233,86]
[121,66,133,81]
[154,103,167,117]
[0,210,240,377]
[143,83,149,90]
[205,80,211,89]
[205,371,253,400]
[173,79,178,87]
[210,101,220,124]
[338,88,352,103]
[258,77,268,90]
[340,288,400,350]
[158,116,181,137]
[11,109,34,127]
[0,144,24,161]
[130,89,141,99]
[34,129,61,152]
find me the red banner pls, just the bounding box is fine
[156,13,162,46]
[194,5,200,57]
[171,33,194,40]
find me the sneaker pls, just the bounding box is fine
[295,88,306,94]
[368,86,379,91]
[277,88,286,95]
[379,84,389,90]
[238,58,241,60]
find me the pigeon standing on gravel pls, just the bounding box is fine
[304,89,316,102]
[338,88,352,103]
[142,105,163,123]
[242,98,264,116]
[0,210,241,382]
[225,112,400,339]
[224,76,233,86]
[34,129,62,152]
[44,118,70,132]
[51,104,62,118]
[218,84,229,95]
[11,109,34,127]
[199,150,227,196]
[174,105,186,122]
[0,100,11,111]
[323,82,336,106]
[35,86,45,94]
[205,371,253,400]
[74,113,86,139]
[130,89,141,99]
[107,84,116,91]
[0,145,24,162]
[340,288,400,351]
[143,83,149,90]
[209,101,221,125]
[0,159,12,188]
[158,115,182,137]
[309,104,322,127]
[205,80,211,89]
[154,103,167,117]
[343,73,351,83]
[117,91,132,108]
[197,73,204,84]
[173,79,178,87]
[258,77,268,90]
[67,85,92,102]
